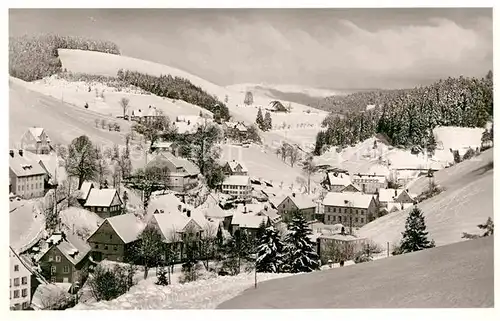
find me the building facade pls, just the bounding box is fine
[10,248,32,310]
[221,175,252,201]
[352,174,388,194]
[276,194,316,222]
[83,188,123,219]
[323,192,378,227]
[20,127,51,155]
[9,150,47,199]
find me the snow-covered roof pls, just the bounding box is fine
[226,160,248,173]
[9,151,46,177]
[78,182,94,200]
[84,188,119,207]
[378,188,404,203]
[147,193,185,217]
[234,122,248,132]
[340,183,362,193]
[280,193,316,210]
[309,222,345,235]
[197,194,232,218]
[106,214,145,244]
[352,173,387,184]
[386,202,414,212]
[148,152,200,176]
[323,192,375,209]
[143,106,161,117]
[318,234,365,242]
[366,163,391,177]
[40,233,91,266]
[231,214,268,229]
[152,212,191,241]
[327,172,351,186]
[28,127,49,142]
[223,175,251,186]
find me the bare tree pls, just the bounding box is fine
[94,146,110,188]
[129,225,164,279]
[302,154,317,194]
[120,97,130,118]
[198,223,219,270]
[64,135,98,189]
[288,146,299,167]
[39,285,73,310]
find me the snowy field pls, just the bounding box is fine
[72,272,292,310]
[359,149,493,247]
[9,199,45,253]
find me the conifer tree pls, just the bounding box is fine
[398,207,435,254]
[256,226,284,273]
[256,107,265,130]
[263,111,273,131]
[282,211,320,273]
[155,266,169,286]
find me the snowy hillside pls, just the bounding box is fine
[359,149,493,247]
[72,272,292,310]
[227,83,342,99]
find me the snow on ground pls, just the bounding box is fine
[72,272,293,310]
[9,199,45,253]
[226,83,343,99]
[359,149,493,248]
[29,75,209,120]
[59,207,104,239]
[433,126,484,153]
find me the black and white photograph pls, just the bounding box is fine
[6,3,495,312]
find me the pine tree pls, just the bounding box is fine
[244,91,254,106]
[398,207,435,254]
[256,107,265,130]
[155,266,169,286]
[282,211,319,273]
[256,226,284,273]
[263,111,272,131]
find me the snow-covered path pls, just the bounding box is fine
[10,200,45,253]
[72,272,292,310]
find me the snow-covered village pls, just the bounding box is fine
[7,7,494,312]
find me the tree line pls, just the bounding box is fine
[116,69,230,121]
[9,34,120,82]
[314,73,493,155]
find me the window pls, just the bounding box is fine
[361,218,364,223]
[104,245,108,250]
[10,279,11,288]
[338,216,341,221]
[22,302,29,309]
[109,234,113,240]
[97,207,101,212]
[14,278,19,286]
[63,266,69,274]
[14,264,19,272]
[333,207,336,213]
[344,208,347,213]
[55,255,61,262]
[51,266,56,273]
[355,217,359,223]
[355,209,358,214]
[113,245,118,251]
[14,290,19,298]
[22,289,27,297]
[51,277,56,283]
[48,256,53,262]
[95,244,99,249]
[21,277,27,285]
[332,216,336,222]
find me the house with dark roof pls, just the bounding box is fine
[87,214,145,262]
[9,149,47,199]
[146,152,200,192]
[276,192,317,222]
[20,127,52,155]
[83,188,123,219]
[37,233,91,286]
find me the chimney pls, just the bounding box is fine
[341,226,345,235]
[186,210,191,217]
[9,150,14,158]
[394,189,397,197]
[177,205,182,212]
[18,150,23,157]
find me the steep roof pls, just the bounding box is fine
[340,183,362,193]
[223,175,251,186]
[279,193,316,210]
[152,212,191,241]
[147,193,185,217]
[84,188,120,207]
[327,172,351,186]
[39,233,91,266]
[9,151,46,177]
[323,192,375,209]
[78,182,94,200]
[148,152,200,176]
[352,174,387,184]
[198,194,232,218]
[28,127,49,142]
[226,160,248,173]
[106,214,145,244]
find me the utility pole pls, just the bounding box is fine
[387,242,389,257]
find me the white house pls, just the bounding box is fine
[223,160,248,176]
[83,188,123,219]
[352,173,388,194]
[10,247,33,310]
[9,149,47,199]
[378,188,416,208]
[326,172,352,192]
[20,127,52,155]
[221,175,252,201]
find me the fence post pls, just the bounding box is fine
[387,242,389,257]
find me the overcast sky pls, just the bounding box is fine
[9,8,493,89]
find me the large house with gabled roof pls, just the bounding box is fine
[146,152,200,192]
[9,149,47,199]
[87,214,145,262]
[36,232,91,285]
[223,160,248,176]
[276,192,317,222]
[20,127,52,155]
[322,192,378,227]
[83,187,123,219]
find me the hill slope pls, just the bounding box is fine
[359,149,493,247]
[218,236,493,309]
